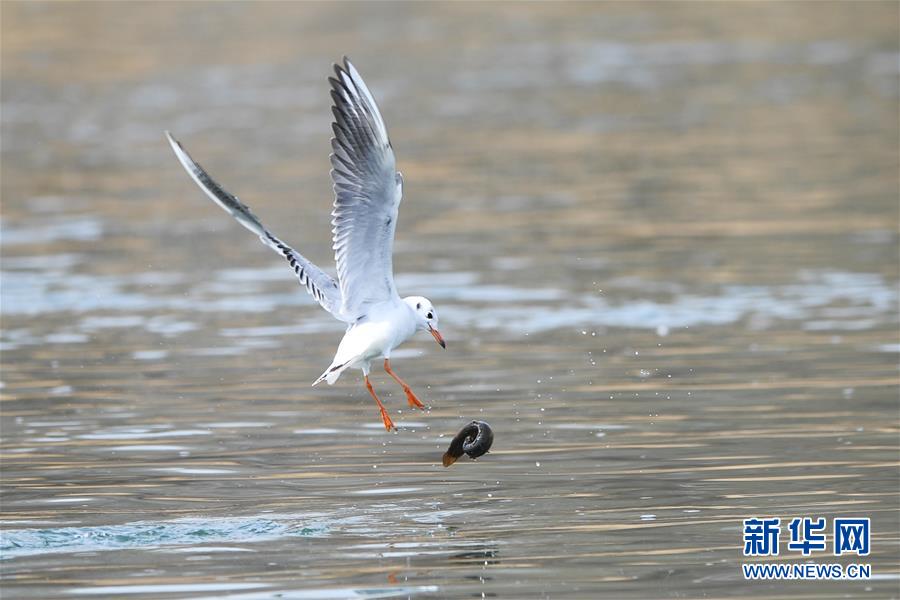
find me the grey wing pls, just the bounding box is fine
[329,58,403,319]
[165,131,346,321]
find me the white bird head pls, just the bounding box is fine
[404,296,445,348]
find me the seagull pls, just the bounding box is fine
[165,57,445,431]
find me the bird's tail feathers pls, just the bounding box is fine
[312,361,350,386]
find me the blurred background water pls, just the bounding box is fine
[1,2,898,598]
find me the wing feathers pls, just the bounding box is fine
[166,57,404,325]
[165,131,345,320]
[328,58,403,319]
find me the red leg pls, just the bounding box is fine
[384,359,426,409]
[365,375,395,431]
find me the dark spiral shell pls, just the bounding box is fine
[442,420,494,467]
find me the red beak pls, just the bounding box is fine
[429,325,446,349]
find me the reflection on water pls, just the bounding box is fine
[2,1,899,598]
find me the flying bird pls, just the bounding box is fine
[166,57,445,431]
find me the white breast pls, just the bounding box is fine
[331,301,417,368]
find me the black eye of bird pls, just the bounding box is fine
[427,312,433,319]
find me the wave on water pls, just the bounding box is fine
[0,515,327,559]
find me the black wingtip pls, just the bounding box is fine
[328,77,347,98]
[333,56,355,80]
[333,59,349,80]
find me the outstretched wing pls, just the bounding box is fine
[329,58,403,319]
[165,131,346,321]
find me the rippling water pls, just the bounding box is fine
[2,2,898,598]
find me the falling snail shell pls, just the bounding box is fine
[442,420,494,467]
